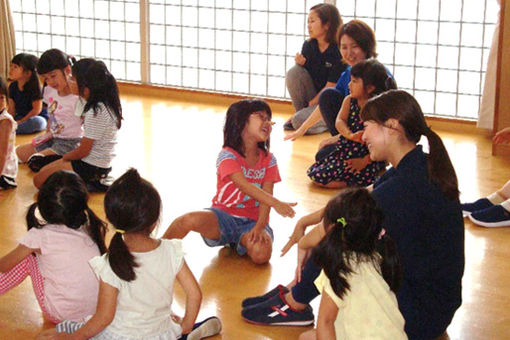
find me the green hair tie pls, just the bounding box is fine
[337,217,347,228]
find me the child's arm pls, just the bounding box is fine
[57,280,118,340]
[229,172,296,218]
[245,181,273,243]
[7,98,16,116]
[335,96,362,142]
[316,291,339,340]
[0,244,37,272]
[176,260,202,335]
[0,119,12,176]
[493,127,510,144]
[16,100,43,124]
[61,137,94,161]
[345,155,372,173]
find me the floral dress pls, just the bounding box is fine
[307,98,385,186]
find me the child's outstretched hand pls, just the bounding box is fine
[295,53,306,66]
[493,127,510,144]
[274,201,297,218]
[281,219,307,256]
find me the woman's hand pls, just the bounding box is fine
[295,247,311,283]
[281,219,307,256]
[493,127,510,144]
[295,53,306,66]
[284,128,306,141]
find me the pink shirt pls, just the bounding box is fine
[19,224,100,322]
[211,147,281,221]
[43,86,83,139]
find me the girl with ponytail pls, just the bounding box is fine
[0,170,106,323]
[33,58,123,191]
[298,188,406,340]
[44,168,221,340]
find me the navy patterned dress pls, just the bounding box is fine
[307,98,385,186]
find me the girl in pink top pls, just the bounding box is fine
[0,170,107,323]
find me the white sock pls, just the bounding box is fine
[499,199,510,212]
[487,192,505,205]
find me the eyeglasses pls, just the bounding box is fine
[252,111,275,125]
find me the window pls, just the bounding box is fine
[12,0,498,118]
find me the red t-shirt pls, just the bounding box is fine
[211,147,281,221]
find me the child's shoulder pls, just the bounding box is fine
[217,147,240,163]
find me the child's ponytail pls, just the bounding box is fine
[108,232,138,281]
[26,202,42,231]
[104,168,161,282]
[313,221,352,298]
[85,207,107,255]
[376,233,402,293]
[11,53,42,101]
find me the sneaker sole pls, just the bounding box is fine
[242,317,314,327]
[186,317,222,340]
[468,214,510,227]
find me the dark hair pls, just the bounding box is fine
[223,99,272,157]
[26,170,107,254]
[338,20,377,59]
[350,59,397,97]
[310,3,343,45]
[37,48,76,75]
[72,59,123,129]
[312,188,401,298]
[11,53,43,101]
[104,168,161,281]
[361,90,459,201]
[0,75,7,97]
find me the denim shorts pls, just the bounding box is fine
[35,137,81,155]
[203,208,274,255]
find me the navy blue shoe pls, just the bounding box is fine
[283,119,295,131]
[469,205,510,227]
[241,284,289,308]
[461,198,494,216]
[181,316,222,340]
[242,291,314,326]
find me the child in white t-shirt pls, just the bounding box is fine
[38,169,221,340]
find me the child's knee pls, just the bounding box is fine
[247,239,273,265]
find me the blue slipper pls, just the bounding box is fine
[461,198,494,216]
[469,205,510,227]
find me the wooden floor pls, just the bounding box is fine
[1,89,510,340]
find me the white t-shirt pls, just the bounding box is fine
[81,103,119,169]
[19,224,101,322]
[43,86,83,139]
[314,257,407,340]
[89,239,184,338]
[0,110,17,178]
